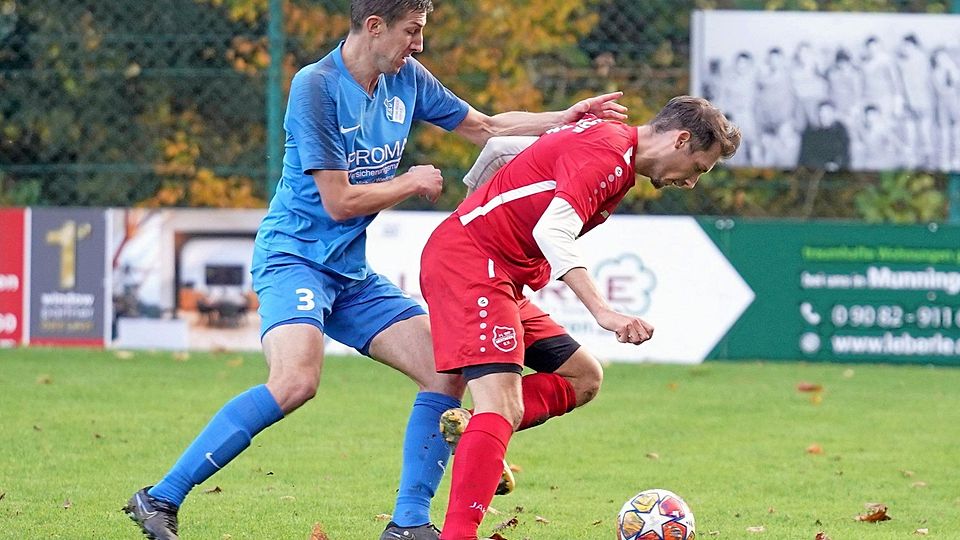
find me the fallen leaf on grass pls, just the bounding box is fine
[173,352,190,362]
[842,368,855,379]
[486,506,500,515]
[901,470,915,477]
[62,499,72,509]
[512,506,524,513]
[36,374,53,385]
[309,522,329,540]
[203,486,222,494]
[115,350,135,360]
[912,481,928,488]
[33,425,42,432]
[796,382,823,392]
[374,513,392,521]
[491,516,519,532]
[646,452,660,460]
[535,516,550,524]
[746,525,765,533]
[226,357,244,368]
[915,528,929,535]
[814,532,831,540]
[767,507,775,514]
[592,519,603,526]
[0,492,5,502]
[855,504,891,522]
[279,495,296,502]
[806,444,824,455]
[810,393,823,405]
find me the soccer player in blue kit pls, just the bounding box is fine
[124,1,626,539]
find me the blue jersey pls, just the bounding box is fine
[256,42,469,280]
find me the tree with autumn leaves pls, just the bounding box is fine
[0,0,954,221]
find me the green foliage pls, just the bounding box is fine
[0,0,955,221]
[0,0,268,207]
[855,171,947,223]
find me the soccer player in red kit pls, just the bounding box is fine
[420,96,741,540]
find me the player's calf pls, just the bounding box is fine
[439,408,516,495]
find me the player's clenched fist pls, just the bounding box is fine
[595,308,655,345]
[405,165,444,203]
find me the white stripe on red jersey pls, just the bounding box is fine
[454,119,638,291]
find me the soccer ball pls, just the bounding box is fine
[616,488,696,540]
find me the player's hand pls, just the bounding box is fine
[406,165,444,203]
[560,91,628,123]
[595,308,654,345]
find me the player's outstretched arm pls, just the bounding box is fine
[453,92,628,145]
[312,166,443,221]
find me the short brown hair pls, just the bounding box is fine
[649,96,741,160]
[350,0,433,30]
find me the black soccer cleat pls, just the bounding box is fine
[379,521,441,540]
[123,487,180,540]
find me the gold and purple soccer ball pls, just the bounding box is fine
[616,488,696,540]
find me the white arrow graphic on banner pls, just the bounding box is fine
[360,212,755,364]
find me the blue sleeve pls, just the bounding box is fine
[410,59,470,131]
[285,69,347,173]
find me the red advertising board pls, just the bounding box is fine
[0,208,26,346]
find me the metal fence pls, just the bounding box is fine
[0,0,267,207]
[0,0,956,219]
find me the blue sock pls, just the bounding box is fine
[148,384,283,506]
[392,391,461,527]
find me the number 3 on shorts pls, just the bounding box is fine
[295,288,315,311]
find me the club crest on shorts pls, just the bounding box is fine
[492,325,518,352]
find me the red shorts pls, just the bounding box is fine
[421,217,566,373]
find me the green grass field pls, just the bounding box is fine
[1,348,958,540]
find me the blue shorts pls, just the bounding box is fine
[251,249,425,356]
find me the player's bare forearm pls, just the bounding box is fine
[562,267,654,344]
[455,110,562,145]
[454,93,627,145]
[560,267,610,318]
[312,166,441,221]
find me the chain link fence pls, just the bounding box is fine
[0,0,954,219]
[0,0,267,206]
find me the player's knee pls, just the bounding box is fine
[571,357,604,407]
[421,372,466,399]
[288,380,318,407]
[268,375,319,411]
[483,395,524,431]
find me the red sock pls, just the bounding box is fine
[517,372,577,431]
[440,413,513,540]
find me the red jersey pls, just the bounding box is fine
[455,118,638,290]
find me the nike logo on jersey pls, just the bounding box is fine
[340,124,360,134]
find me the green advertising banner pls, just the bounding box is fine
[703,219,960,365]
